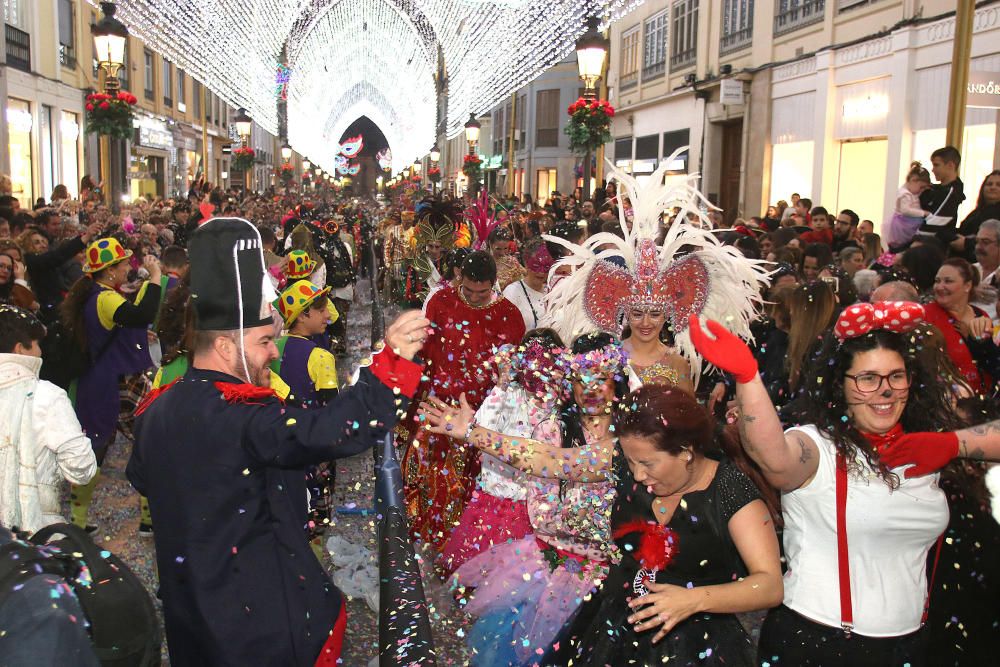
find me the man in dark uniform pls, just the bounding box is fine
[127,217,429,666]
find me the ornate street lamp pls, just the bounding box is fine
[575,16,609,99]
[234,108,252,144]
[92,2,128,92]
[280,142,292,162]
[302,158,311,172]
[412,158,421,175]
[464,114,481,155]
[429,144,440,163]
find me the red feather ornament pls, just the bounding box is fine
[214,382,282,405]
[612,519,679,571]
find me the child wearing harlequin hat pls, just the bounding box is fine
[270,280,340,554]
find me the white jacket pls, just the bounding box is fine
[0,353,97,532]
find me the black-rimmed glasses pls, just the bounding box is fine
[844,371,911,393]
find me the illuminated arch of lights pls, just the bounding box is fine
[102,0,640,174]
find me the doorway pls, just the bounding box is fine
[719,120,743,224]
[836,139,888,233]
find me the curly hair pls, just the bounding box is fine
[787,327,967,487]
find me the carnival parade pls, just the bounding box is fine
[1,1,999,666]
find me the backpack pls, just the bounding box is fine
[0,523,161,666]
[39,318,89,389]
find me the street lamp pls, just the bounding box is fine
[302,158,311,172]
[92,1,129,210]
[464,114,481,155]
[429,144,440,163]
[575,16,609,98]
[92,2,128,91]
[281,142,292,162]
[574,16,609,202]
[412,158,421,175]
[234,108,252,144]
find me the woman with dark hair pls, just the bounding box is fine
[954,169,1000,261]
[899,243,944,295]
[785,281,837,393]
[923,257,1000,393]
[690,304,961,665]
[423,338,781,666]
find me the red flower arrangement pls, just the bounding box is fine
[84,90,137,140]
[277,162,295,184]
[409,173,422,183]
[565,97,614,154]
[462,154,482,183]
[232,146,256,171]
[427,166,442,183]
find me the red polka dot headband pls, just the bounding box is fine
[833,301,925,342]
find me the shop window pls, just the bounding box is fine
[662,129,690,172]
[58,0,75,68]
[913,124,998,225]
[40,105,55,202]
[670,0,698,70]
[535,168,558,204]
[635,134,658,161]
[769,141,814,210]
[143,50,154,100]
[535,89,560,148]
[721,0,754,55]
[60,111,80,198]
[163,60,173,107]
[619,26,640,90]
[7,97,34,208]
[836,139,888,234]
[642,11,667,81]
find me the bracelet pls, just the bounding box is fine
[464,420,478,442]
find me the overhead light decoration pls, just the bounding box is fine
[105,1,639,174]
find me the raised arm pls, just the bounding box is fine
[689,316,818,491]
[419,393,613,482]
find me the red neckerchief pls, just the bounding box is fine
[214,382,282,405]
[858,423,904,455]
[134,378,179,416]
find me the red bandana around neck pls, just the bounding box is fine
[858,422,904,455]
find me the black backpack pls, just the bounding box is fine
[0,523,161,666]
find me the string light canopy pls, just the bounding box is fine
[102,0,640,174]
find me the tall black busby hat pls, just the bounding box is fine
[188,218,276,331]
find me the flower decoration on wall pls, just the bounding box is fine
[84,90,137,140]
[564,97,614,155]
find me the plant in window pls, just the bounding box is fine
[84,91,137,140]
[564,97,615,154]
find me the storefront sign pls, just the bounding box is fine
[632,159,657,174]
[720,79,744,106]
[136,115,172,149]
[841,94,889,120]
[967,71,1000,109]
[614,158,632,173]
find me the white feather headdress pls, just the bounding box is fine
[541,150,771,384]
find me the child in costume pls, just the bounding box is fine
[437,331,569,575]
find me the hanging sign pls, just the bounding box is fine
[720,78,744,106]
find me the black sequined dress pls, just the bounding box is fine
[542,456,761,667]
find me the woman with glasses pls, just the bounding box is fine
[924,257,1000,393]
[689,303,961,666]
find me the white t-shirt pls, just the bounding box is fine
[502,280,545,331]
[781,424,948,637]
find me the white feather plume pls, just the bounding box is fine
[542,150,771,385]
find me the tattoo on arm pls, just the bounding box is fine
[968,420,1000,437]
[739,413,757,452]
[796,435,812,465]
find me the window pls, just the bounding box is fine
[60,111,80,198]
[193,80,201,118]
[3,0,27,28]
[58,0,75,67]
[517,94,526,151]
[774,0,825,37]
[7,97,33,208]
[837,0,870,11]
[614,136,633,161]
[620,26,640,90]
[163,59,173,106]
[635,135,659,161]
[642,12,667,80]
[534,89,560,148]
[535,168,557,204]
[662,129,690,172]
[117,41,129,92]
[177,69,186,108]
[721,0,754,54]
[143,50,154,100]
[493,106,505,156]
[670,0,698,69]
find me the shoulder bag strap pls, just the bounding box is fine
[835,452,853,635]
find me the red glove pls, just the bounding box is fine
[879,431,960,478]
[688,315,758,384]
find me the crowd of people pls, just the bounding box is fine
[0,142,999,666]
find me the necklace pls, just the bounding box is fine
[458,285,495,310]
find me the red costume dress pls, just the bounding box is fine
[401,284,525,551]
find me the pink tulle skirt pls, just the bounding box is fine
[453,535,608,663]
[438,490,532,575]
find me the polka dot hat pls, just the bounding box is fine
[276,279,330,326]
[84,237,132,274]
[286,250,317,279]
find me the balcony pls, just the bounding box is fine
[641,60,665,82]
[5,24,31,73]
[620,73,638,91]
[720,26,753,55]
[670,47,696,70]
[59,42,76,69]
[774,0,825,37]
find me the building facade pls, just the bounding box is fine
[1,0,285,207]
[605,0,1000,229]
